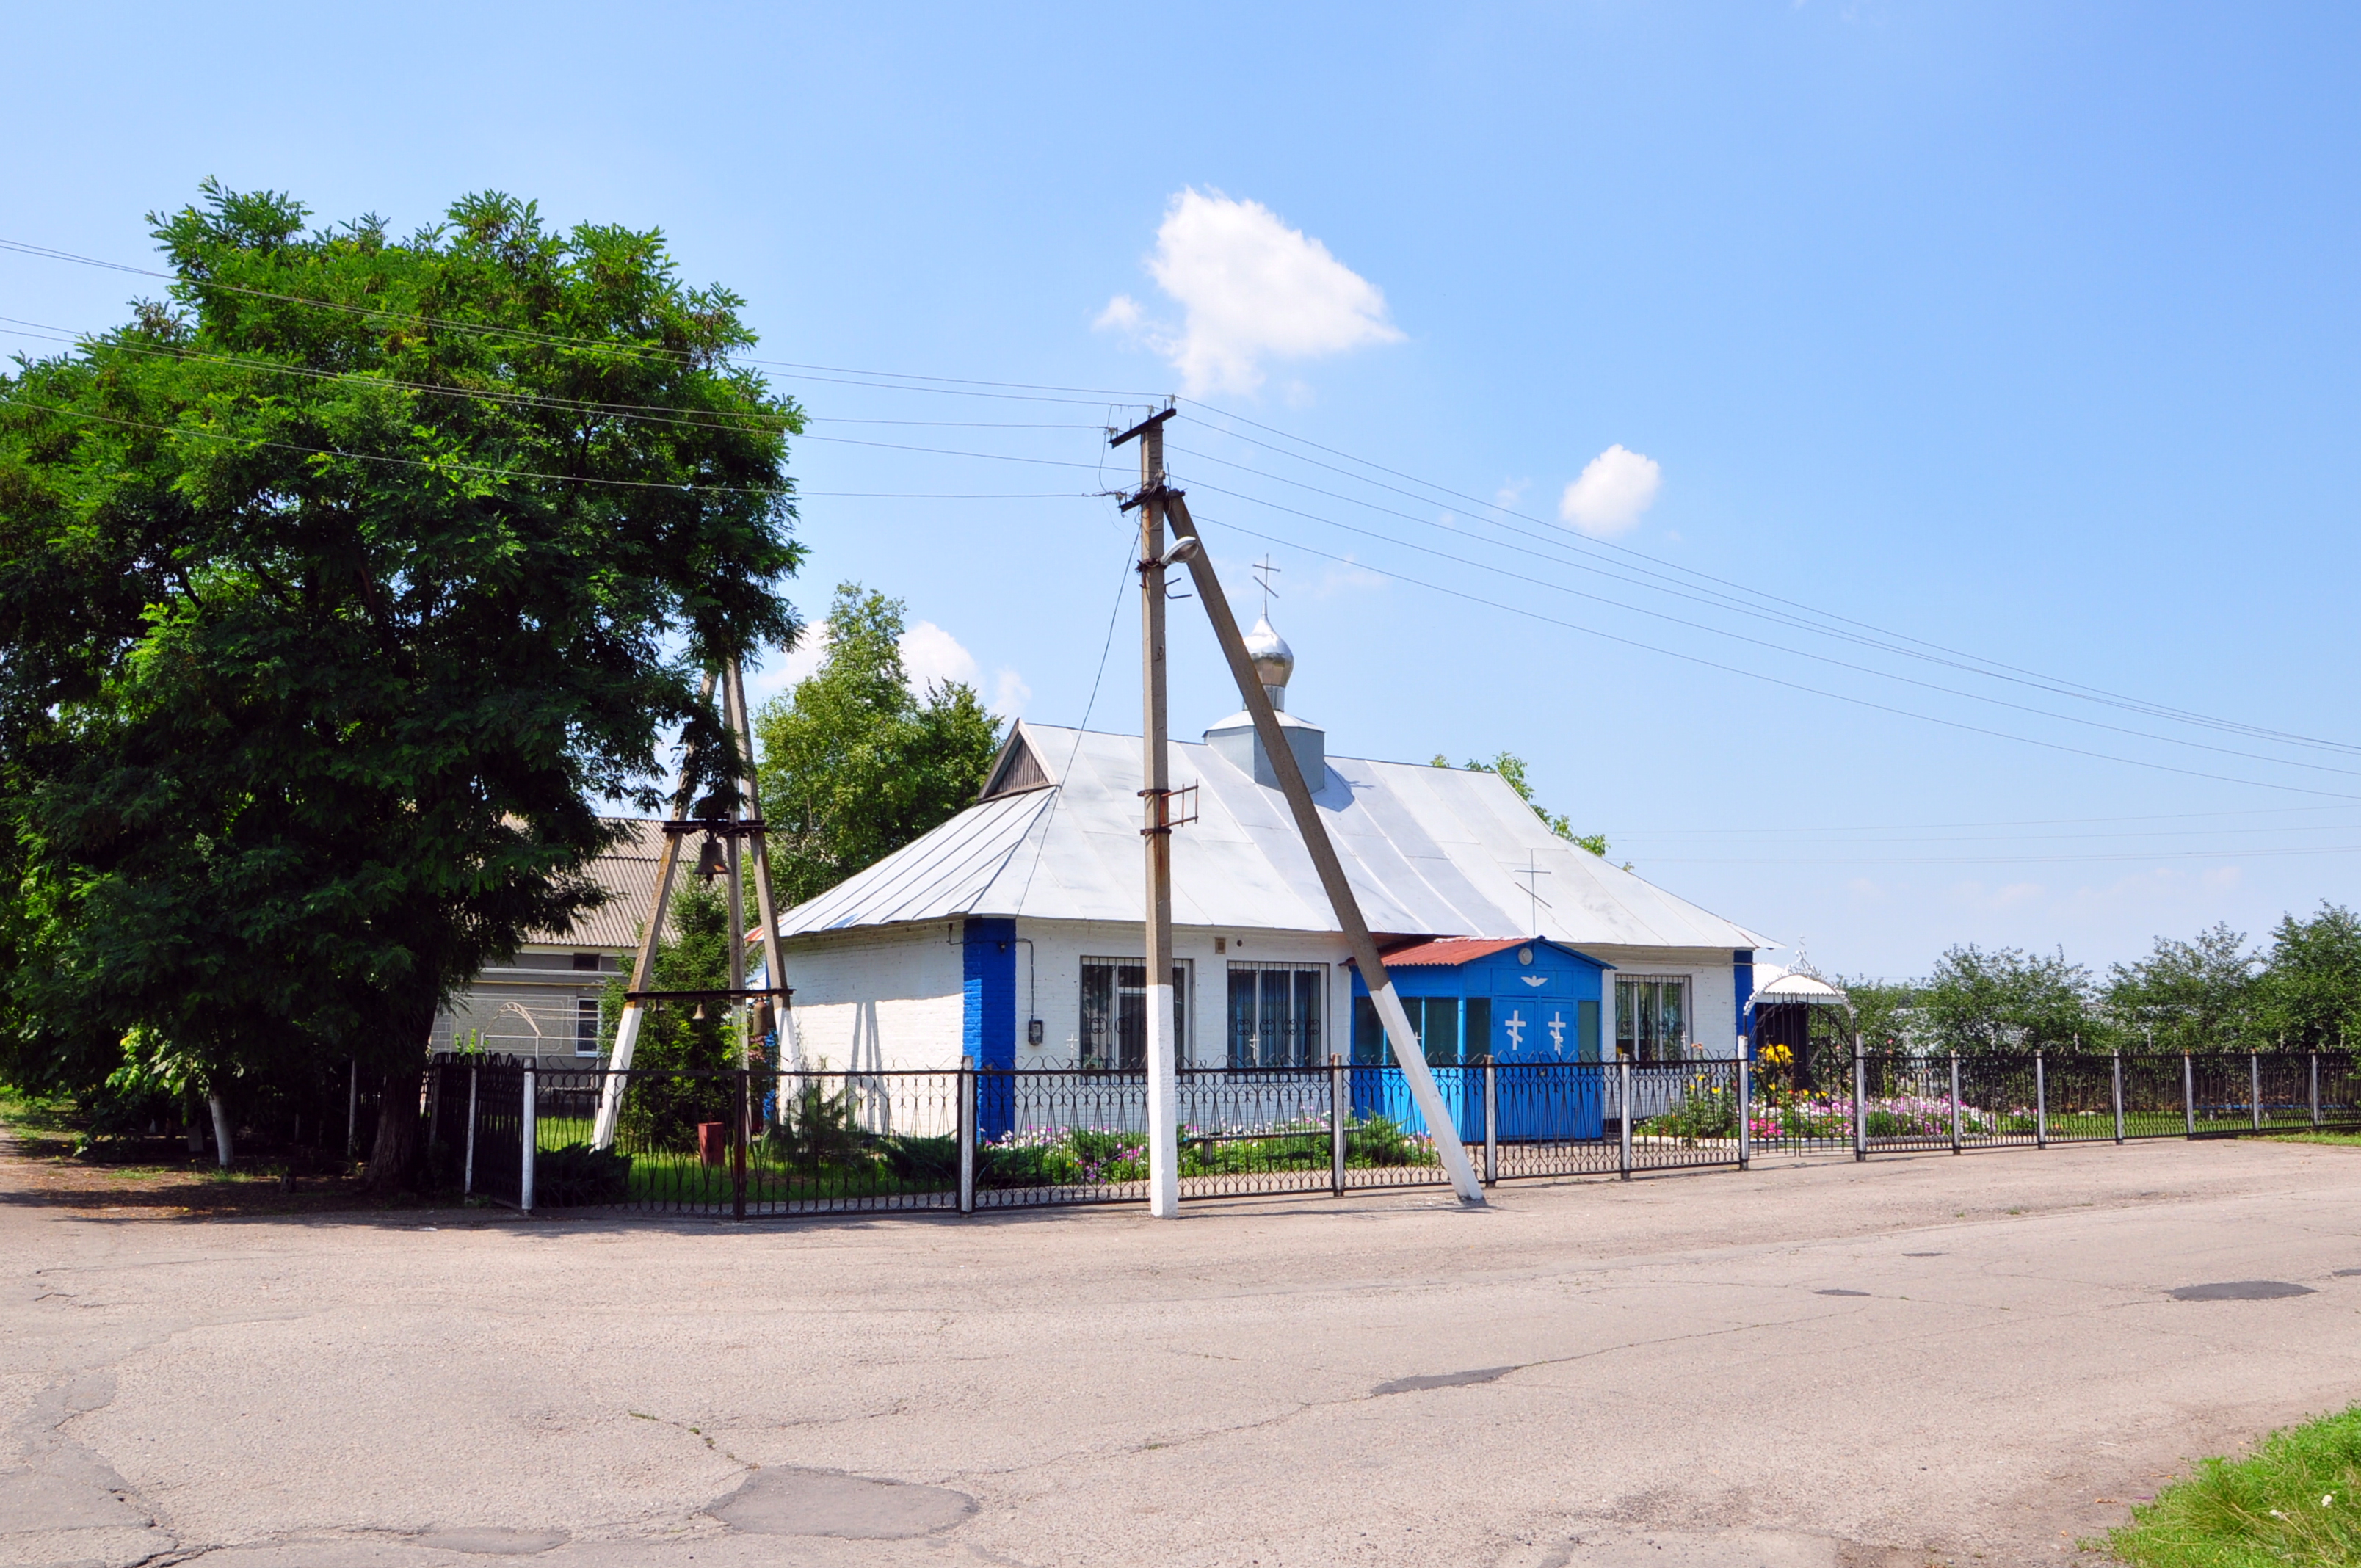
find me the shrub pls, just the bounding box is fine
[535,1142,631,1206]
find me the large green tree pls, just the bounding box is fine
[755,583,1002,904]
[2253,903,2361,1051]
[2104,923,2259,1053]
[1917,943,2103,1053]
[0,184,803,1186]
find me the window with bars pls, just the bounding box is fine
[1079,959,1189,1071]
[1225,963,1327,1067]
[1616,976,1690,1061]
[576,998,601,1056]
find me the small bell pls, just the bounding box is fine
[692,1001,707,1022]
[694,836,727,881]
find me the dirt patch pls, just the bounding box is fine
[0,1116,446,1220]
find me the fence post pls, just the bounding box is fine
[520,1060,537,1213]
[346,1059,358,1162]
[2250,1051,2262,1133]
[2183,1053,2195,1137]
[2034,1050,2048,1148]
[957,1055,976,1216]
[2311,1050,2321,1128]
[1330,1053,1347,1197]
[733,1068,750,1221]
[1736,1050,1751,1171]
[1949,1053,1962,1154]
[1852,1034,1865,1162]
[1481,1056,1498,1186]
[1617,1056,1633,1180]
[463,1067,478,1196]
[2111,1050,2125,1144]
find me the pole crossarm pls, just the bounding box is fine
[1164,493,1486,1206]
[659,818,770,837]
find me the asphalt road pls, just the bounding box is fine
[8,1138,2361,1567]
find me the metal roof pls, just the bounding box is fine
[526,819,679,951]
[1752,962,1849,1006]
[775,722,1769,951]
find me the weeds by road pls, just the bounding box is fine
[2108,1405,2361,1566]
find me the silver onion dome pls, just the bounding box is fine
[1244,614,1294,710]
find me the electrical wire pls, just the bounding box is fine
[1188,508,2361,802]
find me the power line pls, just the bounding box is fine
[1190,509,2361,802]
[1179,476,2361,781]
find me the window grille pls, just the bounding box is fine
[1079,959,1189,1071]
[1616,976,1691,1061]
[1226,963,1327,1067]
[576,998,602,1056]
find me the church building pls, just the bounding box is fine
[766,618,1769,1076]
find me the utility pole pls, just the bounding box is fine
[1114,407,1182,1218]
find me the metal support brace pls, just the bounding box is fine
[1949,1053,1962,1153]
[1617,1058,1633,1180]
[2111,1051,2125,1144]
[1330,1055,1346,1197]
[957,1057,976,1215]
[1482,1058,1498,1186]
[520,1061,537,1213]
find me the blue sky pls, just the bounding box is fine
[7,2,2360,979]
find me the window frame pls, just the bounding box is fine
[1615,975,1693,1062]
[1224,960,1330,1069]
[1078,956,1193,1071]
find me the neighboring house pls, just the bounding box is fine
[766,618,1771,1076]
[431,819,671,1066]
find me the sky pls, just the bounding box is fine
[7,1,2360,980]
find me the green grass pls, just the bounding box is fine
[2108,1405,2361,1566]
[2276,1130,2361,1148]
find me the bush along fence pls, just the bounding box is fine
[414,1049,2360,1218]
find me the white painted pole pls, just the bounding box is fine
[207,1092,234,1169]
[2035,1050,2048,1147]
[520,1061,537,1213]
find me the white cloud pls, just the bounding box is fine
[1494,479,1528,511]
[1102,188,1404,397]
[1558,445,1664,537]
[899,620,981,693]
[991,669,1031,718]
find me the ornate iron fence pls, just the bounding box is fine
[416,1048,2361,1219]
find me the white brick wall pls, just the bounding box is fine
[1580,945,1744,1058]
[778,924,967,1072]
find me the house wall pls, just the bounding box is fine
[433,945,624,1067]
[777,924,967,1072]
[1581,945,1748,1059]
[1017,918,1354,1069]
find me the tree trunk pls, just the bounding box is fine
[207,1093,235,1168]
[363,1003,437,1194]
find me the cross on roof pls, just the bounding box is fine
[1252,556,1282,617]
[1512,850,1553,934]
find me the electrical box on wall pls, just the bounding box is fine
[1026,1018,1044,1046]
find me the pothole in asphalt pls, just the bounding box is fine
[1373,1365,1519,1395]
[2167,1280,2315,1301]
[417,1528,569,1555]
[709,1467,976,1538]
[1814,1288,1870,1296]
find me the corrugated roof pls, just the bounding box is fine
[528,818,681,951]
[775,722,1769,951]
[1366,938,1529,968]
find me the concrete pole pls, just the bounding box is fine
[1852,1033,1865,1161]
[2112,1050,2125,1144]
[957,1054,976,1215]
[1329,1053,1347,1197]
[1949,1052,1962,1153]
[1735,1051,1750,1171]
[1164,493,1484,1204]
[2250,1051,2262,1132]
[1116,410,1181,1219]
[2183,1053,2195,1137]
[1483,1056,1499,1184]
[2034,1049,2048,1148]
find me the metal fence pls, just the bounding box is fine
[417,1049,2360,1219]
